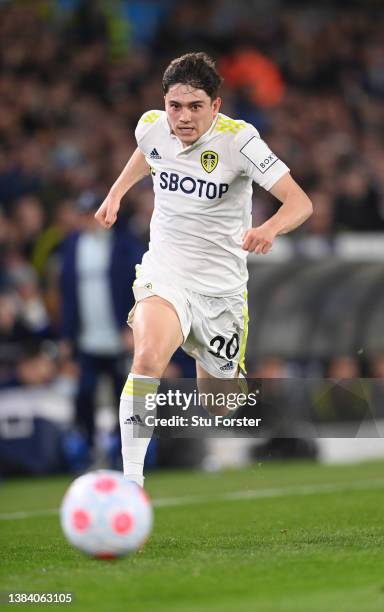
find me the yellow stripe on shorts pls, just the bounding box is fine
[239,290,249,373]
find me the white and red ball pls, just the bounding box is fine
[60,470,153,558]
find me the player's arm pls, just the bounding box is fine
[242,173,313,254]
[95,147,150,228]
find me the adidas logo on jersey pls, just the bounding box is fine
[220,361,235,371]
[150,148,161,159]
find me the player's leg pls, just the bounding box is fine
[131,296,184,377]
[120,296,184,486]
[196,362,229,416]
[187,291,249,416]
[196,362,246,416]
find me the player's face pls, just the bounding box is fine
[165,84,221,146]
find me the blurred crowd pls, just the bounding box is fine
[1,0,384,400]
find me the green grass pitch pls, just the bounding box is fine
[1,460,384,611]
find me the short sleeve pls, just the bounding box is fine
[134,110,163,154]
[234,125,290,191]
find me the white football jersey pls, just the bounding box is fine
[135,110,289,296]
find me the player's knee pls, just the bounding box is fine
[132,347,167,378]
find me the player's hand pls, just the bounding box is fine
[242,223,277,254]
[94,192,121,228]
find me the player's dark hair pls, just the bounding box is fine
[162,52,222,100]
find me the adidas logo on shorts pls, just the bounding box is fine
[150,148,161,159]
[220,361,234,371]
[124,415,144,425]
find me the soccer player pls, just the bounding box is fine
[95,52,312,486]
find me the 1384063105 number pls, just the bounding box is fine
[6,593,73,604]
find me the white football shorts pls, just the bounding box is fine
[128,266,249,379]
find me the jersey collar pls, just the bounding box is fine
[165,114,219,154]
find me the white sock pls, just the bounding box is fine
[119,373,159,487]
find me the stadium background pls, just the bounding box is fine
[1,0,384,475]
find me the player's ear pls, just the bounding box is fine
[212,97,221,115]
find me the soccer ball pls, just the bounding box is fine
[60,470,153,558]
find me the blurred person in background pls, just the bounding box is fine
[327,355,360,379]
[60,190,144,467]
[0,205,16,289]
[312,356,367,425]
[12,195,46,261]
[32,198,80,330]
[8,260,52,338]
[0,290,56,389]
[248,356,317,460]
[334,160,384,232]
[295,187,335,257]
[369,354,384,379]
[367,355,384,422]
